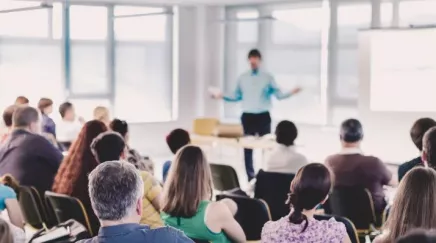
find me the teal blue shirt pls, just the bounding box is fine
[224,70,292,114]
[0,184,16,211]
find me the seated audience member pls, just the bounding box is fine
[161,145,246,243]
[38,98,56,138]
[261,163,350,243]
[264,120,308,173]
[93,106,110,127]
[0,218,25,243]
[396,229,436,243]
[398,118,436,181]
[52,120,107,235]
[0,106,63,194]
[79,162,193,243]
[91,131,164,228]
[0,181,24,228]
[162,129,190,182]
[325,118,393,215]
[422,127,436,170]
[14,96,28,106]
[57,102,84,149]
[110,119,154,173]
[373,167,436,243]
[1,105,17,145]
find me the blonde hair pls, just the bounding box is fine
[161,145,213,217]
[93,106,109,124]
[383,167,436,242]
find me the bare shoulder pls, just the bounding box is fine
[207,201,232,219]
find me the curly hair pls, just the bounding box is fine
[53,120,107,195]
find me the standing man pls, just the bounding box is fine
[211,49,301,180]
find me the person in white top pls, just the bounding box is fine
[56,102,84,149]
[264,120,308,174]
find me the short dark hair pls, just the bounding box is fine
[91,131,126,163]
[411,118,436,151]
[38,98,53,113]
[110,119,128,138]
[13,106,39,128]
[59,102,73,118]
[275,120,298,146]
[288,163,332,232]
[423,127,436,169]
[248,49,262,59]
[15,96,29,105]
[340,118,363,143]
[166,129,190,154]
[396,229,436,243]
[2,105,18,127]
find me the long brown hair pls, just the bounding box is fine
[53,120,107,195]
[288,163,332,232]
[383,167,436,242]
[161,145,213,218]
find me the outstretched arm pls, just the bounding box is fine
[270,77,301,100]
[222,81,243,102]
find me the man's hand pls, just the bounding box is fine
[211,92,223,99]
[291,87,302,95]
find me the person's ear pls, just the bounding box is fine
[422,151,428,167]
[120,149,127,160]
[136,198,143,216]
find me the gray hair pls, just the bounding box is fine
[88,161,144,221]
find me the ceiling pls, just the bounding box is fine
[52,0,280,6]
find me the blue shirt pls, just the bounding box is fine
[78,223,193,243]
[0,184,16,211]
[224,70,292,114]
[42,114,56,138]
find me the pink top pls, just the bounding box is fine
[261,215,347,243]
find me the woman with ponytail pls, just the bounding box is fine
[261,163,351,243]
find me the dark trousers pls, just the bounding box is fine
[241,112,271,181]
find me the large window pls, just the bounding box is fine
[113,6,173,123]
[0,1,175,123]
[223,1,395,126]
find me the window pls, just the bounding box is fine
[70,6,107,40]
[399,0,436,27]
[113,6,173,122]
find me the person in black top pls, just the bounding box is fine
[398,118,436,181]
[0,106,63,194]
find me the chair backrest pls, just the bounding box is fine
[216,193,271,241]
[314,214,359,243]
[18,186,45,229]
[210,164,240,191]
[45,191,94,236]
[254,169,295,221]
[328,186,376,230]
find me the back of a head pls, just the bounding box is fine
[2,105,18,127]
[166,128,190,154]
[288,163,332,232]
[340,118,363,143]
[91,131,126,163]
[38,98,53,113]
[88,161,144,221]
[423,127,436,168]
[53,120,107,195]
[93,106,109,121]
[386,167,436,241]
[275,120,298,146]
[15,96,29,105]
[12,106,39,128]
[396,229,436,243]
[109,119,128,138]
[412,118,436,151]
[162,145,212,218]
[59,102,73,118]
